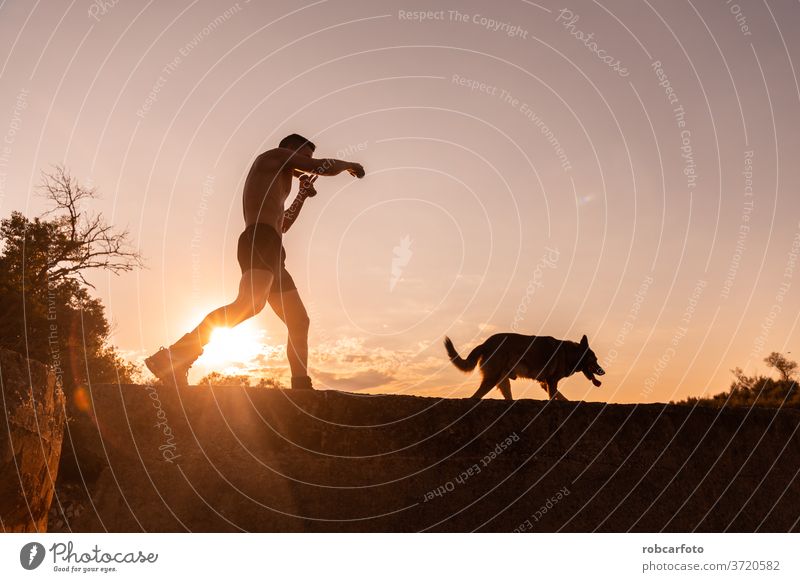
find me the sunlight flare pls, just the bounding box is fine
[196,321,263,367]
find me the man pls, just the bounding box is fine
[145,133,365,389]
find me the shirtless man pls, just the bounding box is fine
[145,133,365,389]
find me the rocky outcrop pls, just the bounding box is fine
[51,383,800,532]
[0,349,65,532]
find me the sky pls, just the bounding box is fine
[1,0,798,402]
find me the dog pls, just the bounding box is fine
[444,333,605,400]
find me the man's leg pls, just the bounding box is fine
[190,268,274,345]
[146,269,273,385]
[267,289,312,389]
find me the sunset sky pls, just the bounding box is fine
[1,0,798,402]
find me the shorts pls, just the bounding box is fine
[236,223,297,295]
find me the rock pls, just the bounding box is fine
[0,349,66,532]
[60,384,800,532]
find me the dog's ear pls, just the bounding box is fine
[580,334,588,347]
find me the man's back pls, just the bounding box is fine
[242,149,293,231]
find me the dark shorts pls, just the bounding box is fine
[236,223,297,295]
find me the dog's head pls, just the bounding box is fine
[578,334,605,387]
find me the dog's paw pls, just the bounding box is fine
[592,378,602,387]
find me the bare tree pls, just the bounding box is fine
[36,165,143,287]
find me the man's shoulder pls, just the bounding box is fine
[254,148,290,167]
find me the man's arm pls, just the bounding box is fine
[281,193,308,233]
[278,148,365,178]
[281,174,316,233]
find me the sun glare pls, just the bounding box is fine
[197,321,263,367]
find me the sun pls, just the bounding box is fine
[196,320,263,367]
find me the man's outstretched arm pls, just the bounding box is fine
[279,148,365,178]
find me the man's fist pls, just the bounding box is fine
[299,174,318,197]
[348,163,365,179]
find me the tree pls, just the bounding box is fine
[256,376,285,389]
[0,166,143,410]
[36,166,142,286]
[764,352,797,382]
[196,372,286,389]
[676,356,799,409]
[198,372,251,387]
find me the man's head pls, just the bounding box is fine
[279,133,316,157]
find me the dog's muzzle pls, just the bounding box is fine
[595,366,605,376]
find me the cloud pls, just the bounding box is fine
[312,368,396,390]
[190,334,460,394]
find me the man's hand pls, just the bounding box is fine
[347,162,365,179]
[298,174,318,197]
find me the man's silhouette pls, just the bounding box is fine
[145,134,365,389]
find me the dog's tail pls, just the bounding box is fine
[444,336,483,372]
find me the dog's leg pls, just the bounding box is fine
[472,374,500,399]
[497,378,513,401]
[546,380,568,401]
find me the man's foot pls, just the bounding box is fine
[145,347,191,388]
[290,376,314,390]
[145,333,203,388]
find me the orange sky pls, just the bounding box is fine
[1,0,798,402]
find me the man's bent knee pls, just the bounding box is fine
[236,296,268,319]
[249,299,269,316]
